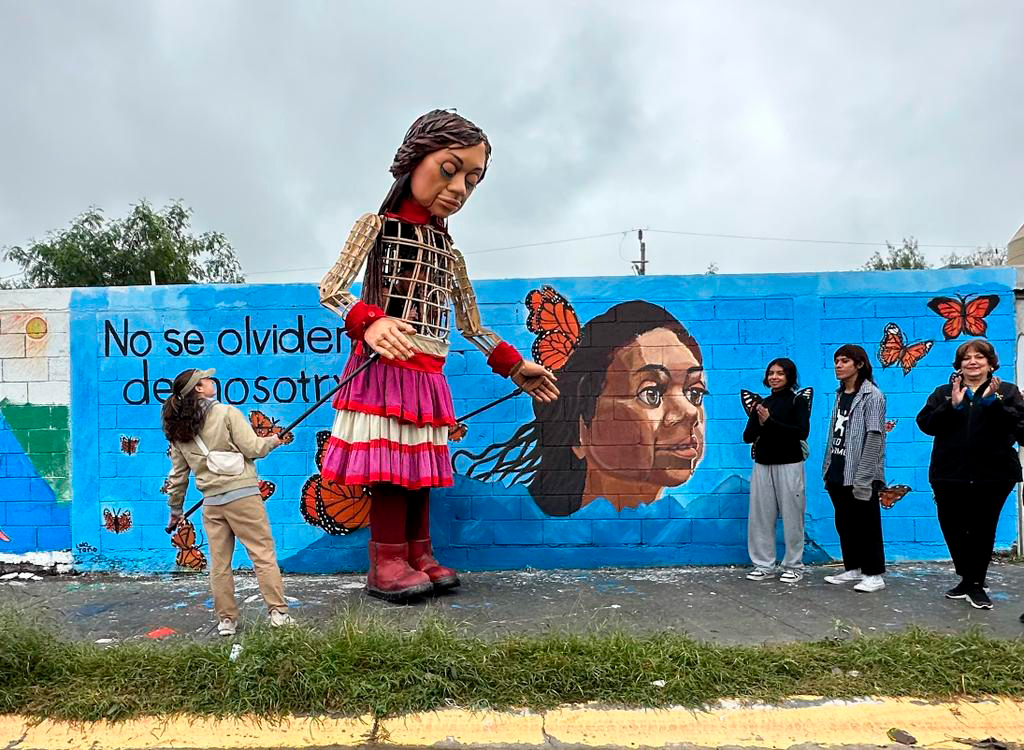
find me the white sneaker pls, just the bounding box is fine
[746,567,775,581]
[217,618,236,637]
[779,569,803,583]
[853,575,886,593]
[269,610,295,628]
[824,568,863,585]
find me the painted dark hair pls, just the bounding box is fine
[953,338,999,372]
[453,301,702,517]
[763,357,798,390]
[160,369,209,443]
[833,343,874,391]
[361,109,491,309]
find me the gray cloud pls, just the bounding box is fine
[1,0,1022,285]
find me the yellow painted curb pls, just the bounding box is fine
[2,698,1023,748]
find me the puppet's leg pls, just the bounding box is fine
[407,488,460,590]
[366,483,432,602]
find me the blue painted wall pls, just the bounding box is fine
[67,269,1018,572]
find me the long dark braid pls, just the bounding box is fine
[361,109,491,309]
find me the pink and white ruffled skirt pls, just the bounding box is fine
[320,340,455,489]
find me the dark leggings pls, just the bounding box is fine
[826,483,886,576]
[368,483,430,543]
[932,481,1014,586]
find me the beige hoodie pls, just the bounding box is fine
[165,402,276,513]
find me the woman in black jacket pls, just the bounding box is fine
[743,358,811,583]
[916,338,1024,610]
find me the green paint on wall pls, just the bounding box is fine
[0,402,71,503]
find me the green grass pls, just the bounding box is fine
[2,610,1024,721]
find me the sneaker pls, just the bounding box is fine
[269,610,295,627]
[853,575,886,593]
[746,567,775,581]
[779,570,803,583]
[945,580,971,600]
[966,587,993,610]
[824,568,863,585]
[217,618,236,637]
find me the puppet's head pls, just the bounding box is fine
[379,109,491,219]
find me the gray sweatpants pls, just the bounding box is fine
[748,462,806,570]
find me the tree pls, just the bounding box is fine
[862,237,930,271]
[1,201,244,288]
[941,244,1007,267]
[704,262,719,275]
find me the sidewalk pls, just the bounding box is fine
[2,560,1023,643]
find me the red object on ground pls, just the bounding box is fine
[145,626,177,639]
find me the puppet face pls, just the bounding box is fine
[409,142,488,219]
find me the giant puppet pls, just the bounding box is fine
[318,110,558,601]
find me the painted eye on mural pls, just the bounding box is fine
[685,387,708,407]
[636,385,663,407]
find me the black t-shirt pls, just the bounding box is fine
[826,391,856,484]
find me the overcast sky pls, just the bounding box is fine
[1,1,1022,284]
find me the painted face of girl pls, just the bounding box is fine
[575,328,707,490]
[409,142,488,219]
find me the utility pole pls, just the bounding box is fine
[631,229,647,276]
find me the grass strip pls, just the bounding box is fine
[1,610,1023,721]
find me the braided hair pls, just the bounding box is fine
[361,109,491,308]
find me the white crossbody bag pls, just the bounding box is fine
[193,435,245,476]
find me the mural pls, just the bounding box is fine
[455,289,707,516]
[0,270,1011,573]
[0,292,73,555]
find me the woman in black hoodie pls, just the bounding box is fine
[743,358,811,583]
[916,338,1024,610]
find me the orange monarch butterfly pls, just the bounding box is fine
[524,285,581,372]
[249,410,295,444]
[878,322,933,375]
[879,484,911,509]
[927,293,999,340]
[102,507,133,534]
[258,479,276,500]
[0,528,9,543]
[120,435,139,455]
[884,419,898,433]
[170,518,206,570]
[298,430,371,535]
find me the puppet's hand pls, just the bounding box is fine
[512,360,559,403]
[365,318,417,361]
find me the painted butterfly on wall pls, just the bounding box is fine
[170,518,206,570]
[878,323,933,375]
[249,410,295,444]
[258,479,276,500]
[0,529,9,543]
[884,419,898,433]
[298,430,371,535]
[927,293,999,340]
[120,435,139,455]
[102,507,133,534]
[879,484,911,509]
[524,285,581,372]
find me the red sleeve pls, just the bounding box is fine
[487,341,524,378]
[344,301,386,341]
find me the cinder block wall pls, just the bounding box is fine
[0,269,1016,572]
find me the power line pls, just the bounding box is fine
[646,228,983,250]
[237,226,992,277]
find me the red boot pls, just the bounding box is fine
[409,538,460,591]
[366,541,432,602]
